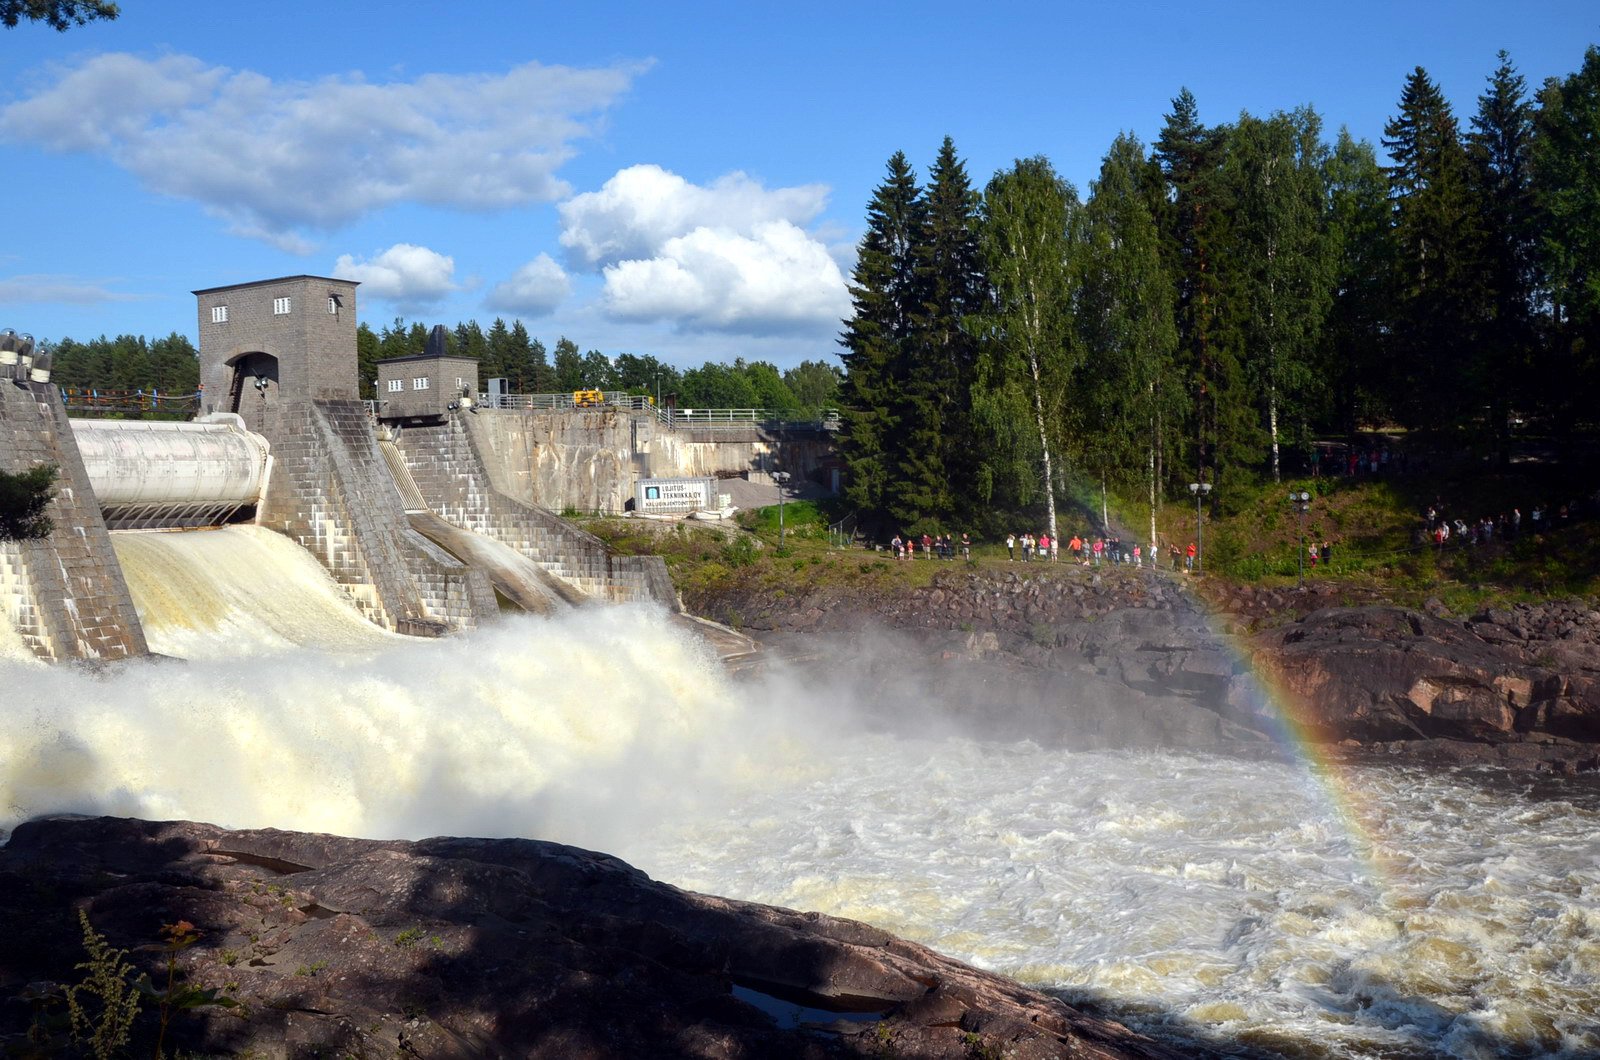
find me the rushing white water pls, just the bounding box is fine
[2,527,1598,1058]
[111,526,401,656]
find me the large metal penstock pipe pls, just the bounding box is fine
[70,413,271,530]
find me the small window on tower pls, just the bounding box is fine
[328,297,339,315]
[273,297,291,315]
[211,305,228,324]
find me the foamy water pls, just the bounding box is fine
[2,527,1597,1058]
[112,526,402,656]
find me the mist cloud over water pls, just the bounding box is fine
[0,604,809,850]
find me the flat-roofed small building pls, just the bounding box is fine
[375,326,480,423]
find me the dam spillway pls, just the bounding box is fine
[70,415,270,530]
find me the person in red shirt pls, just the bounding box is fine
[1185,542,1197,572]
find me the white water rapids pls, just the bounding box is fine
[0,526,1596,1058]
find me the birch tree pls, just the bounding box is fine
[1222,108,1334,480]
[973,157,1079,539]
[1079,134,1183,548]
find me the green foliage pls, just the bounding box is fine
[48,333,199,396]
[972,155,1081,535]
[0,0,117,31]
[1383,66,1490,433]
[742,500,829,538]
[0,464,56,541]
[138,920,240,1059]
[838,149,926,525]
[66,910,141,1060]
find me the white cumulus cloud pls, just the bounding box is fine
[0,53,644,246]
[486,254,570,316]
[332,244,457,308]
[559,165,848,335]
[559,164,830,268]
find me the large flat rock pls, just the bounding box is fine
[0,816,1185,1059]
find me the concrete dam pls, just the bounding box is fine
[0,274,791,663]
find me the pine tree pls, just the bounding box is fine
[838,151,925,526]
[1383,66,1488,434]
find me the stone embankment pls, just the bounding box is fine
[690,565,1600,770]
[0,817,1182,1060]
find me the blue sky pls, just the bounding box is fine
[2,1,1595,372]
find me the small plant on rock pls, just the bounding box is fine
[66,909,142,1060]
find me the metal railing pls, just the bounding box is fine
[474,391,840,431]
[59,387,201,417]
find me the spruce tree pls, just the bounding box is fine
[1383,66,1488,434]
[838,151,925,526]
[1322,129,1395,438]
[552,337,585,391]
[529,338,556,392]
[1468,51,1540,460]
[484,318,512,384]
[911,136,988,527]
[1155,89,1247,492]
[1531,45,1600,436]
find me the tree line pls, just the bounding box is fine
[358,318,839,415]
[838,47,1600,540]
[41,322,842,417]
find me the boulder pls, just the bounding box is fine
[0,817,1184,1060]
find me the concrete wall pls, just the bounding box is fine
[395,413,677,609]
[468,408,836,512]
[256,400,495,634]
[0,379,147,661]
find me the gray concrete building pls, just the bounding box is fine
[194,275,360,436]
[376,352,480,423]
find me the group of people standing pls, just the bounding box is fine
[1423,497,1583,549]
[1001,532,1201,572]
[890,532,971,561]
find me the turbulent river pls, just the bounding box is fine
[1,526,1596,1058]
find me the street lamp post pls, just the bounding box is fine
[1188,481,1212,574]
[1291,490,1312,585]
[774,471,791,550]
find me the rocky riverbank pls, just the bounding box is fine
[0,816,1183,1060]
[689,564,1600,771]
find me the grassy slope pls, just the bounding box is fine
[586,446,1600,617]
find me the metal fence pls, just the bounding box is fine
[474,391,839,431]
[60,387,201,417]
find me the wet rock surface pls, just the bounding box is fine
[700,565,1600,771]
[0,816,1185,1059]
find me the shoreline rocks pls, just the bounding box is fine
[0,816,1185,1059]
[694,565,1600,771]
